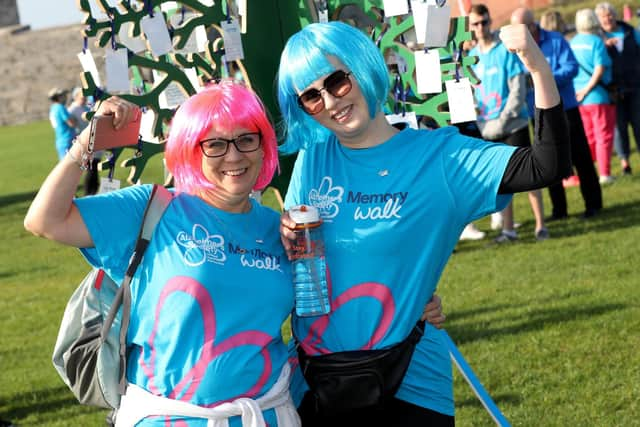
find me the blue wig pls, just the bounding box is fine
[277,21,390,153]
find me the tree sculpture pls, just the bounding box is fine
[76,0,476,190]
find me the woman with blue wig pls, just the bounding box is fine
[278,21,571,425]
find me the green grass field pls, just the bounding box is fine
[1,119,639,426]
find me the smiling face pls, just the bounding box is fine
[297,57,372,146]
[200,126,263,211]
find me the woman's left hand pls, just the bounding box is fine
[421,294,446,329]
[499,24,548,75]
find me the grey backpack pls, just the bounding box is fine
[52,184,172,409]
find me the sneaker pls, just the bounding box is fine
[622,165,632,175]
[581,208,600,219]
[535,228,550,241]
[460,223,486,241]
[599,175,615,185]
[490,212,503,230]
[493,231,518,244]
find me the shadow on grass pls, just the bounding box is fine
[446,301,625,345]
[454,197,640,253]
[0,385,102,422]
[456,392,522,409]
[0,191,38,208]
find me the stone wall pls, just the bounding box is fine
[0,25,101,126]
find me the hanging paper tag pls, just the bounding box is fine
[98,177,121,193]
[105,47,130,94]
[119,22,147,53]
[139,109,158,142]
[160,1,179,12]
[445,78,477,123]
[200,0,215,6]
[386,111,419,129]
[424,4,451,47]
[319,10,329,23]
[154,69,188,108]
[221,19,245,61]
[415,50,442,94]
[174,23,208,53]
[87,0,109,21]
[411,1,429,45]
[77,50,102,87]
[184,67,202,93]
[383,0,409,17]
[141,13,173,57]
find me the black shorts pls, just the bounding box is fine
[297,391,455,427]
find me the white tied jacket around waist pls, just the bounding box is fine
[115,363,300,427]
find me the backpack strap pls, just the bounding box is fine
[100,184,173,397]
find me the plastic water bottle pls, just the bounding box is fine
[289,205,331,317]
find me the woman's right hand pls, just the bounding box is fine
[76,96,141,150]
[280,211,297,259]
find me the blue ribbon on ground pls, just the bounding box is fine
[444,331,511,427]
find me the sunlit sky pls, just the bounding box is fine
[16,0,85,30]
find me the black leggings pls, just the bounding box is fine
[297,391,455,427]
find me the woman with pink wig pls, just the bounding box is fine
[24,80,300,426]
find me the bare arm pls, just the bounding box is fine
[500,24,560,109]
[24,97,140,247]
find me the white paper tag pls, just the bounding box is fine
[157,74,188,109]
[425,4,451,47]
[383,0,409,17]
[118,22,147,53]
[160,1,179,12]
[386,111,419,129]
[105,47,130,94]
[139,109,158,142]
[98,177,121,194]
[415,50,442,94]
[199,0,215,6]
[174,24,208,54]
[184,67,202,93]
[87,0,109,21]
[141,13,173,57]
[220,19,245,61]
[77,50,102,87]
[319,10,329,23]
[411,1,429,45]
[445,78,477,123]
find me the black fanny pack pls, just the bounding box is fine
[296,320,425,415]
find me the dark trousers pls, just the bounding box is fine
[613,89,640,160]
[547,107,602,217]
[297,391,455,427]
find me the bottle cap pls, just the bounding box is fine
[289,204,320,224]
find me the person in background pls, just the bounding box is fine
[511,8,603,220]
[276,18,569,425]
[48,87,76,161]
[571,8,617,185]
[595,2,640,175]
[68,87,100,195]
[540,10,568,35]
[26,81,300,426]
[469,4,549,242]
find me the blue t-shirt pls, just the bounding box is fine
[49,103,75,157]
[284,127,516,416]
[570,33,612,106]
[469,41,527,121]
[75,185,293,427]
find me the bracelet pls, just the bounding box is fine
[66,137,93,171]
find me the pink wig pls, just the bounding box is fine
[165,79,279,194]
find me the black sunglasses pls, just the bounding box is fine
[470,18,490,27]
[297,70,353,115]
[199,132,261,158]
